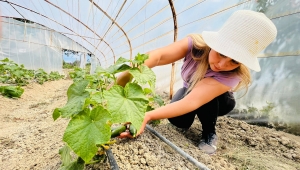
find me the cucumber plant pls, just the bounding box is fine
[0,58,64,86]
[53,53,164,169]
[0,58,64,98]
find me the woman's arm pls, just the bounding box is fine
[137,77,231,135]
[116,37,190,86]
[144,37,189,68]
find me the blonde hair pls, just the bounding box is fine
[187,33,251,96]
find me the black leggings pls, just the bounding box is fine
[168,87,235,136]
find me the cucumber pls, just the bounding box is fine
[111,125,126,138]
[129,124,137,137]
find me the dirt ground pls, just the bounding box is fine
[1,79,300,170]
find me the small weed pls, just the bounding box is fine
[149,120,161,126]
[29,102,48,109]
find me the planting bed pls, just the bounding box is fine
[1,79,300,170]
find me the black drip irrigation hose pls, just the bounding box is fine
[146,124,210,170]
[106,148,120,170]
[105,125,210,170]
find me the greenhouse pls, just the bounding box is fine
[0,0,299,169]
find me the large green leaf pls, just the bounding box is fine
[53,80,89,120]
[63,106,111,163]
[129,65,156,85]
[103,83,148,130]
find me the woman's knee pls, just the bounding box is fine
[218,92,236,116]
[168,114,195,129]
[171,87,187,103]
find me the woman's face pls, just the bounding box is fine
[208,49,241,72]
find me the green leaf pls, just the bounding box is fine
[153,95,165,106]
[0,86,24,98]
[95,64,131,75]
[115,57,130,65]
[129,65,156,85]
[146,105,155,112]
[132,53,149,66]
[13,70,24,78]
[94,66,107,74]
[59,145,73,166]
[4,64,18,71]
[53,80,89,119]
[89,91,104,104]
[143,88,152,95]
[69,68,85,82]
[53,108,61,121]
[63,106,111,163]
[106,64,131,74]
[0,58,10,62]
[148,79,156,92]
[103,83,148,130]
[59,157,85,170]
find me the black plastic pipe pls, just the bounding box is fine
[146,124,210,170]
[106,148,119,170]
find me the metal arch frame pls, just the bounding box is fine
[0,1,106,60]
[168,0,178,99]
[3,0,177,64]
[1,1,108,64]
[91,0,127,64]
[90,0,133,60]
[44,0,116,63]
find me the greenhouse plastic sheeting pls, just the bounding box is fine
[0,17,91,72]
[0,0,299,124]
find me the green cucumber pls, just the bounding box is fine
[129,124,137,137]
[111,125,126,138]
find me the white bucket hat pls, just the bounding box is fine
[202,10,277,72]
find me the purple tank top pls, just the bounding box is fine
[181,37,240,89]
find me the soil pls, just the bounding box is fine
[1,79,300,170]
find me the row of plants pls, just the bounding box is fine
[231,102,300,136]
[63,60,80,69]
[0,58,64,98]
[53,53,164,169]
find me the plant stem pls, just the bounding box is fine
[85,160,101,165]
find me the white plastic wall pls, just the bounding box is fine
[0,17,91,73]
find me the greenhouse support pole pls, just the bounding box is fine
[168,0,178,99]
[146,125,210,170]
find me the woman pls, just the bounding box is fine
[117,10,277,154]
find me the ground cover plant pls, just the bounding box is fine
[53,53,164,169]
[0,58,64,98]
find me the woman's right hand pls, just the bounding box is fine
[136,112,151,137]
